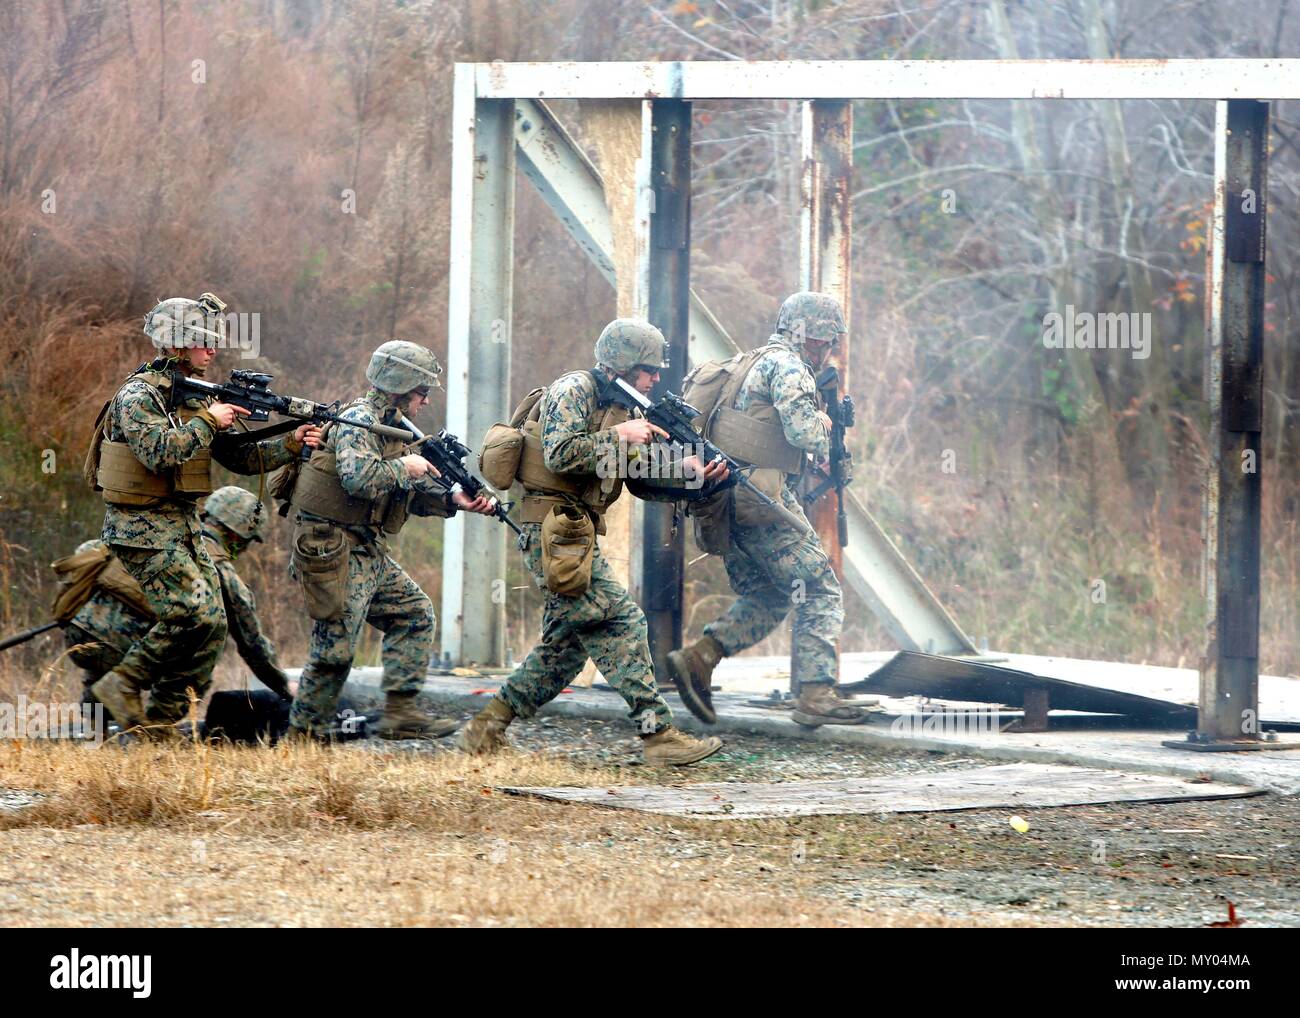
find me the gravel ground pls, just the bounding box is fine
[4,697,1295,927]
[390,700,1300,928]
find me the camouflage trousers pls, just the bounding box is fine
[496,522,671,731]
[290,541,434,733]
[64,623,137,700]
[703,503,844,689]
[110,538,228,723]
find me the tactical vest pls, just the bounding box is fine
[699,345,807,476]
[93,368,214,507]
[516,371,631,534]
[289,403,413,535]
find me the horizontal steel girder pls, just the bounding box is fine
[478,59,1300,101]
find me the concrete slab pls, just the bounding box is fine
[288,656,1300,795]
[502,763,1260,819]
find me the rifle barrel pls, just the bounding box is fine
[0,620,60,653]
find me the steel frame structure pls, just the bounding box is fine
[444,59,1290,747]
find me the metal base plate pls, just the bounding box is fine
[1161,738,1300,753]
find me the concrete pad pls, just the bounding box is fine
[289,661,1300,794]
[502,763,1260,819]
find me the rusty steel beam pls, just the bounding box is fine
[796,99,853,691]
[800,100,853,576]
[1196,99,1268,746]
[637,99,692,678]
[474,60,1300,101]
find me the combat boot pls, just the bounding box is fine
[374,693,459,740]
[641,725,723,766]
[791,683,877,727]
[459,697,514,755]
[90,671,147,732]
[665,635,724,724]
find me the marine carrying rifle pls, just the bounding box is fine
[601,376,812,535]
[389,420,524,538]
[171,369,415,445]
[803,365,854,547]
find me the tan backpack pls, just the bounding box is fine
[478,387,546,490]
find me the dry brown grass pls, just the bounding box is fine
[0,740,1018,927]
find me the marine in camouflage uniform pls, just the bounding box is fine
[667,292,872,727]
[459,319,725,767]
[63,541,152,697]
[65,490,290,705]
[90,293,318,734]
[199,486,292,699]
[286,341,495,741]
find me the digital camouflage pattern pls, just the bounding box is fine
[110,541,227,722]
[365,340,443,395]
[494,370,673,731]
[735,330,830,464]
[496,522,670,729]
[538,372,624,476]
[102,361,299,549]
[290,387,452,732]
[703,488,844,687]
[296,388,453,546]
[101,360,300,722]
[594,318,669,375]
[203,529,289,697]
[774,291,847,347]
[66,531,288,701]
[143,294,227,351]
[203,485,266,542]
[703,327,843,688]
[289,541,437,733]
[65,591,150,687]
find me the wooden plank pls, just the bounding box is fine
[502,763,1260,820]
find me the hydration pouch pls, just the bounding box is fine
[292,522,350,621]
[689,488,734,556]
[732,468,790,529]
[478,423,524,491]
[540,504,596,597]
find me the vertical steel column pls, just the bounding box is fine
[797,99,853,691]
[800,99,854,576]
[442,66,514,666]
[636,99,691,678]
[1199,99,1267,744]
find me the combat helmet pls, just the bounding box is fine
[366,340,443,395]
[594,318,669,376]
[144,292,228,351]
[203,486,266,543]
[775,292,846,347]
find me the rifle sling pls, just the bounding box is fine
[222,418,301,446]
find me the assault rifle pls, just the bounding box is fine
[391,420,524,537]
[601,376,811,535]
[170,370,414,445]
[804,366,854,547]
[0,620,60,653]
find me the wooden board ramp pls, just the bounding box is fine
[502,763,1260,820]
